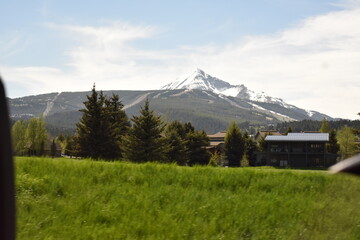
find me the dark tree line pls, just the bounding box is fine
[68,85,210,165]
[276,119,360,133]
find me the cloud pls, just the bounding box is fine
[331,0,360,9]
[2,7,360,119]
[0,31,30,59]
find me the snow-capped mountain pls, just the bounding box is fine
[161,68,240,96]
[8,68,335,135]
[162,68,293,107]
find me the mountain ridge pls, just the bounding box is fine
[8,69,335,134]
[162,68,305,111]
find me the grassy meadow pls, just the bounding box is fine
[16,157,360,239]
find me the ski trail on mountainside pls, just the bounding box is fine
[123,92,152,110]
[43,92,61,117]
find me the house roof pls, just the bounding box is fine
[208,132,227,138]
[209,141,224,146]
[265,133,329,142]
[255,130,282,139]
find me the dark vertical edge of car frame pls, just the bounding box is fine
[0,77,16,240]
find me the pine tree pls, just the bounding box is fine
[186,130,210,166]
[75,85,104,159]
[285,126,293,134]
[164,128,187,165]
[320,118,329,133]
[243,131,258,165]
[166,120,189,139]
[51,139,57,158]
[257,135,268,152]
[223,121,245,167]
[103,94,130,159]
[65,136,75,157]
[124,99,166,162]
[327,129,340,154]
[74,85,129,160]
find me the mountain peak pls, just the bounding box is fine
[195,68,205,75]
[161,69,299,108]
[162,69,230,91]
[162,69,241,97]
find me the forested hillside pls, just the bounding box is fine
[276,119,360,133]
[9,88,335,135]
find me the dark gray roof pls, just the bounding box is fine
[265,133,329,142]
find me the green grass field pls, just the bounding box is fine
[16,157,360,239]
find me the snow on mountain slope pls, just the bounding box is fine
[161,68,330,121]
[162,68,292,107]
[161,68,234,93]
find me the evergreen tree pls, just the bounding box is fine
[184,122,195,135]
[51,139,57,158]
[243,131,258,165]
[223,121,245,167]
[124,99,166,162]
[257,135,268,152]
[186,130,210,166]
[11,120,27,156]
[337,126,357,159]
[166,120,189,139]
[103,94,130,159]
[320,118,329,133]
[75,85,129,160]
[163,120,209,165]
[65,136,75,157]
[327,129,340,154]
[75,85,103,158]
[164,128,187,165]
[285,126,293,134]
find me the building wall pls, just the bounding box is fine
[255,141,338,168]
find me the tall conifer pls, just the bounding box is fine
[224,121,245,167]
[243,131,258,164]
[124,99,166,162]
[327,129,340,154]
[75,85,128,160]
[164,129,188,165]
[75,85,103,158]
[186,130,210,166]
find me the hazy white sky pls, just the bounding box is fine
[0,0,359,119]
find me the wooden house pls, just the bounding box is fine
[256,132,337,168]
[207,131,226,153]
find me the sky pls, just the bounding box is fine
[0,0,360,120]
